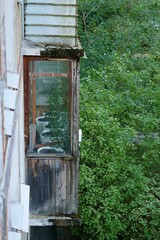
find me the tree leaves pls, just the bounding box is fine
[77,0,160,239]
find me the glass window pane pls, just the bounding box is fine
[29,60,71,154]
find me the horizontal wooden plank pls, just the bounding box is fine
[25,5,76,15]
[26,26,76,36]
[27,153,73,160]
[25,15,77,25]
[26,0,77,5]
[31,73,68,77]
[29,215,81,226]
[25,3,77,6]
[24,36,76,46]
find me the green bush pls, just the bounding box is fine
[78,0,160,239]
[78,60,160,239]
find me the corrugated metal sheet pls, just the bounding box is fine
[24,0,78,46]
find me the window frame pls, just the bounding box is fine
[24,56,76,158]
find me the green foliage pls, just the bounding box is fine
[79,0,160,71]
[77,1,160,239]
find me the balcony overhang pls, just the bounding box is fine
[22,39,84,60]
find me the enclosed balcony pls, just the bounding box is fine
[24,0,78,46]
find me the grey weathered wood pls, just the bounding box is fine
[27,157,78,216]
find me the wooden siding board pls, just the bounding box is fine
[66,160,71,214]
[25,15,76,26]
[8,231,21,240]
[10,203,23,230]
[61,161,67,214]
[26,0,77,3]
[25,36,76,45]
[25,26,76,35]
[20,184,30,233]
[25,5,76,16]
[4,110,14,136]
[4,88,17,110]
[24,1,78,46]
[7,72,19,89]
[55,159,62,214]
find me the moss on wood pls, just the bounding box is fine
[40,48,84,60]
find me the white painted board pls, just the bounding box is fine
[26,26,76,35]
[10,203,23,230]
[26,36,76,46]
[4,110,14,135]
[21,184,30,233]
[26,5,76,15]
[4,89,17,109]
[25,15,76,25]
[8,232,21,240]
[7,72,19,89]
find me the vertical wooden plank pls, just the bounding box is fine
[51,159,56,214]
[55,159,62,214]
[66,160,71,214]
[0,196,7,240]
[0,100,4,176]
[28,159,38,214]
[39,159,44,212]
[31,76,36,125]
[42,159,50,213]
[23,57,29,148]
[72,158,79,214]
[70,160,74,214]
[21,184,30,233]
[61,160,67,214]
[4,110,14,135]
[29,69,37,150]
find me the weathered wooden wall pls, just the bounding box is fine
[27,157,79,216]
